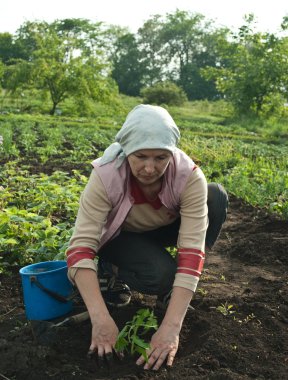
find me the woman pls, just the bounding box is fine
[66,104,228,370]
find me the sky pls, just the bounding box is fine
[1,0,287,35]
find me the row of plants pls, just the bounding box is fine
[0,168,87,268]
[180,135,288,217]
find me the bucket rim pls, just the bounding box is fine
[19,260,67,275]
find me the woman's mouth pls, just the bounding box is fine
[140,175,156,180]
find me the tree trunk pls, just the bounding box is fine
[50,101,57,115]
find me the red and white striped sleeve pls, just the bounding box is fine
[173,167,208,292]
[175,248,205,291]
[66,246,96,268]
[66,247,97,283]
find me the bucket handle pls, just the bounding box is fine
[30,276,77,303]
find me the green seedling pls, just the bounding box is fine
[115,308,158,362]
[216,302,235,316]
[197,287,208,297]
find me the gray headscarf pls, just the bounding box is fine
[99,104,180,167]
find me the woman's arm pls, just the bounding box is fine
[136,286,193,370]
[175,167,208,292]
[67,170,117,355]
[74,268,119,356]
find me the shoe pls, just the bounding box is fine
[99,272,131,308]
[156,290,195,311]
[156,290,172,310]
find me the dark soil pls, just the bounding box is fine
[0,195,287,380]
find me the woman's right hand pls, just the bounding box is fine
[73,269,119,358]
[89,313,119,357]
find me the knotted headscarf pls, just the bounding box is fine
[99,104,180,167]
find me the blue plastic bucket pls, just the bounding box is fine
[19,260,73,320]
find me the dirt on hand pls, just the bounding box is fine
[0,195,287,380]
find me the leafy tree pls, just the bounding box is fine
[202,15,288,117]
[0,33,15,64]
[177,27,230,100]
[178,62,217,100]
[4,20,118,115]
[0,32,29,64]
[138,15,167,86]
[111,33,146,96]
[0,60,4,80]
[160,10,205,69]
[138,10,223,100]
[13,21,49,62]
[2,59,32,92]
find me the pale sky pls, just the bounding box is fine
[1,0,287,35]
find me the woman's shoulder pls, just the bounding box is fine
[185,166,207,189]
[173,148,195,168]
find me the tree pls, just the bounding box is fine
[177,27,230,100]
[202,15,288,117]
[138,10,223,100]
[4,20,118,115]
[138,15,167,86]
[111,33,146,96]
[160,10,205,68]
[0,60,4,87]
[0,33,15,64]
[0,33,29,64]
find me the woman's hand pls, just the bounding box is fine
[74,268,119,359]
[136,286,193,370]
[89,313,119,357]
[136,321,180,370]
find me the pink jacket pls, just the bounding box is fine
[92,147,196,250]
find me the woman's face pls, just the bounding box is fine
[127,149,172,185]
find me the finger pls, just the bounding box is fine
[136,355,146,366]
[144,348,162,370]
[97,343,107,357]
[152,350,173,371]
[104,343,114,356]
[152,357,165,371]
[146,348,174,371]
[167,352,176,367]
[136,347,154,366]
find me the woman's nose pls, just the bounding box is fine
[144,160,155,173]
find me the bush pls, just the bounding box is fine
[141,81,187,106]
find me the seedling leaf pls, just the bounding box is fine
[115,308,158,362]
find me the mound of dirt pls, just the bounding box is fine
[0,195,287,380]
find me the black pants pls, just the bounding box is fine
[98,183,228,296]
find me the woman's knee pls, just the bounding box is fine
[206,183,229,249]
[119,253,176,295]
[207,183,229,222]
[148,260,176,294]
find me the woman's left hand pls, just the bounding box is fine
[136,322,180,370]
